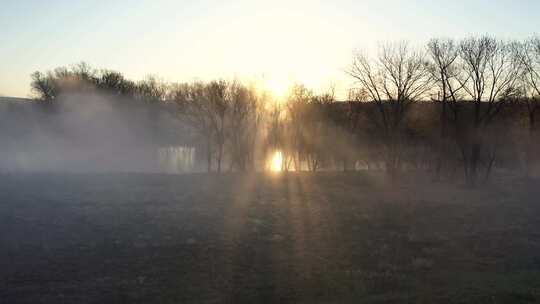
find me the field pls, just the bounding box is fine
[1,173,540,303]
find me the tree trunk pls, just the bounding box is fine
[217,142,223,173]
[468,141,481,186]
[525,111,537,177]
[484,150,496,182]
[435,100,448,181]
[206,137,212,173]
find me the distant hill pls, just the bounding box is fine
[0,96,33,103]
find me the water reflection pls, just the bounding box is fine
[158,146,195,173]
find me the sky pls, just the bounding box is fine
[1,0,539,98]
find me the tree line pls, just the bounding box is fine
[29,36,540,185]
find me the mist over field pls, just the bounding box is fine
[2,1,540,303]
[0,93,185,173]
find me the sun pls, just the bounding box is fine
[256,72,300,102]
[265,76,291,99]
[270,151,283,172]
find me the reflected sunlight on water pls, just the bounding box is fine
[270,151,283,172]
[158,146,195,173]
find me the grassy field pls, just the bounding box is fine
[1,172,540,303]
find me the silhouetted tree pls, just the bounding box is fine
[284,84,313,170]
[515,37,540,175]
[457,37,523,184]
[427,38,465,180]
[135,76,168,103]
[23,41,540,179]
[30,71,57,101]
[171,82,215,172]
[30,63,132,101]
[96,70,137,97]
[228,83,263,171]
[348,42,433,180]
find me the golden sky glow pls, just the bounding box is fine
[1,0,538,98]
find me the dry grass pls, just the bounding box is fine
[0,172,539,303]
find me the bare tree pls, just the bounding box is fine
[205,80,230,173]
[329,88,367,171]
[515,37,540,175]
[285,84,314,171]
[265,98,288,171]
[457,36,524,184]
[519,37,540,132]
[171,82,215,172]
[171,80,237,173]
[300,88,332,172]
[136,76,168,103]
[30,71,57,101]
[348,42,433,180]
[427,38,466,180]
[228,82,262,171]
[31,63,142,102]
[30,62,97,101]
[96,70,137,97]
